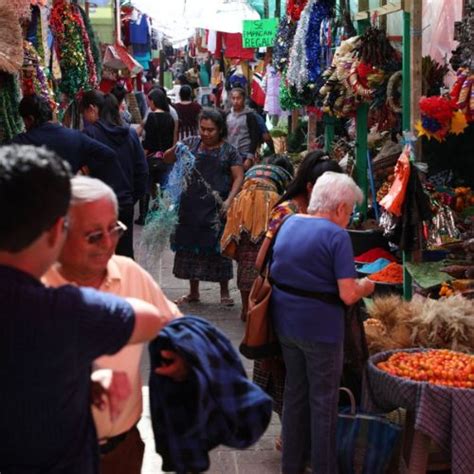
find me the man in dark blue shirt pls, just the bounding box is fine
[12,94,117,174]
[0,145,174,474]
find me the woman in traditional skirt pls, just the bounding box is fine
[221,155,294,321]
[163,108,244,305]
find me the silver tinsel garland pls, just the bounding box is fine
[286,0,315,92]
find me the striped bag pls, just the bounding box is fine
[337,388,402,474]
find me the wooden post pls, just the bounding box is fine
[410,0,422,151]
[264,0,269,18]
[307,112,317,151]
[275,0,281,18]
[291,109,299,134]
[380,0,387,31]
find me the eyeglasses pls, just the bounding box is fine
[84,221,127,245]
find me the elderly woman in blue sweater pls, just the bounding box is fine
[269,172,375,474]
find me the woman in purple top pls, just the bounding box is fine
[269,172,375,474]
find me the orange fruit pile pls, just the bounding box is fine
[377,350,474,389]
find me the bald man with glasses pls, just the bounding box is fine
[43,176,185,474]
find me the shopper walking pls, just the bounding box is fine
[164,108,244,306]
[81,90,148,259]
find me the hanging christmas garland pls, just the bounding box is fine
[50,0,97,98]
[76,4,102,82]
[306,0,333,83]
[287,0,309,22]
[286,0,313,92]
[272,16,297,73]
[287,0,334,101]
[0,73,23,143]
[21,41,54,107]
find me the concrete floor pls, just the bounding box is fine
[134,224,282,474]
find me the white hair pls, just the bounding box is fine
[70,176,118,213]
[307,171,363,214]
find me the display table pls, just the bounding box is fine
[363,349,474,474]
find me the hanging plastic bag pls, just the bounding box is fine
[379,147,411,217]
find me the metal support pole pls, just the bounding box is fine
[402,9,412,300]
[355,5,370,217]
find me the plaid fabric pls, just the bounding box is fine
[173,250,233,282]
[235,233,261,291]
[363,349,474,474]
[148,316,272,473]
[252,359,285,417]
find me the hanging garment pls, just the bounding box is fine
[263,64,283,116]
[223,33,255,60]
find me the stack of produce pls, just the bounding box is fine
[377,350,474,389]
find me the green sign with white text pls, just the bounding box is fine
[242,18,279,48]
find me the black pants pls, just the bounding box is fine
[116,205,135,259]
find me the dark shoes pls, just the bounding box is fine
[134,216,146,226]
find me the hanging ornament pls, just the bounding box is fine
[415,96,467,141]
[450,67,474,123]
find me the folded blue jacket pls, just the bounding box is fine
[148,316,272,473]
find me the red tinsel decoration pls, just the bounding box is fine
[287,0,309,22]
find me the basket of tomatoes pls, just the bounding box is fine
[376,349,474,389]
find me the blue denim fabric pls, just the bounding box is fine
[279,336,343,474]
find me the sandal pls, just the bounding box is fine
[174,295,200,305]
[220,296,235,307]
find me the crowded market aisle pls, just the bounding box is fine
[134,224,282,474]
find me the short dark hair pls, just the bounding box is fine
[179,85,193,101]
[148,89,170,112]
[230,87,246,98]
[199,107,227,139]
[0,145,71,252]
[177,74,189,85]
[110,83,127,105]
[81,90,122,127]
[278,150,343,204]
[18,95,53,127]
